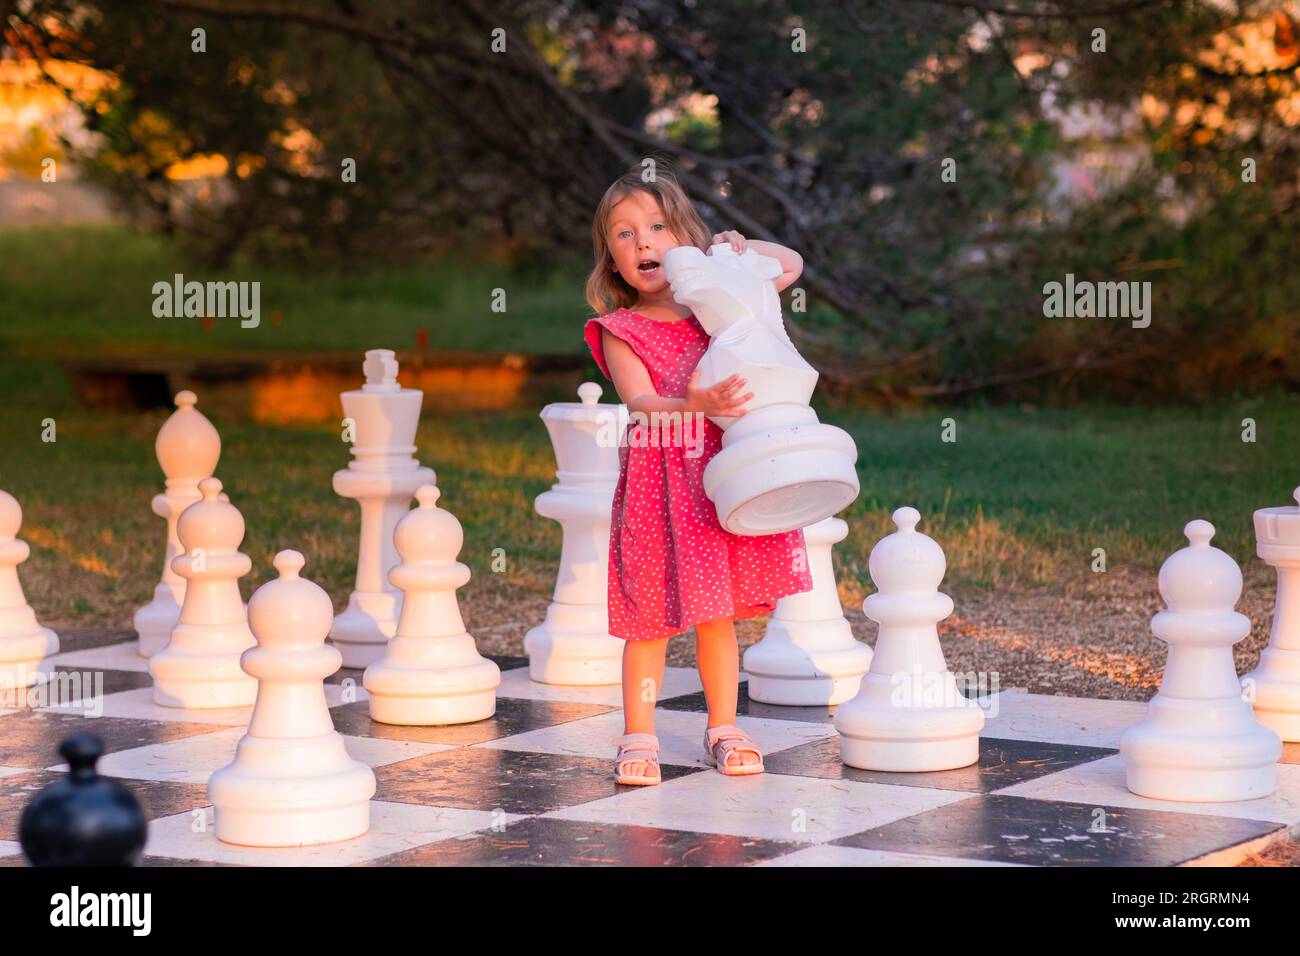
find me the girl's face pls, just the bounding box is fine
[606,190,680,294]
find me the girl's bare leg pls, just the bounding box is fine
[620,636,670,777]
[694,616,759,766]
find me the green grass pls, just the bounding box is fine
[2,353,1298,628]
[0,225,589,357]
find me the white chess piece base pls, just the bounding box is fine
[743,516,871,705]
[704,406,860,535]
[836,673,985,771]
[744,621,871,706]
[0,611,58,690]
[1121,696,1281,802]
[1248,645,1300,739]
[524,605,623,686]
[209,733,375,846]
[365,635,500,725]
[149,621,257,709]
[330,589,401,669]
[133,584,183,658]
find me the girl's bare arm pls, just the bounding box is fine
[745,239,804,293]
[602,329,752,418]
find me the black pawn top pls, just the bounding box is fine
[19,732,148,867]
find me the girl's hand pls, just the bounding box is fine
[712,230,747,254]
[687,370,753,418]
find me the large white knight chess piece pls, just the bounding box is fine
[1243,487,1300,741]
[149,478,257,708]
[209,550,376,846]
[0,490,58,690]
[134,391,221,657]
[834,507,984,771]
[1120,520,1281,802]
[331,350,435,669]
[661,242,859,535]
[524,382,627,685]
[363,484,501,724]
[743,516,872,705]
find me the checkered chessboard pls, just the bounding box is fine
[1,627,1297,867]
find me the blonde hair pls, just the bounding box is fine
[585,159,713,316]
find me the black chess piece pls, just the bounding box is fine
[18,732,147,866]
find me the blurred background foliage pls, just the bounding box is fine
[3,0,1299,401]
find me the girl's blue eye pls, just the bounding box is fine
[653,223,664,230]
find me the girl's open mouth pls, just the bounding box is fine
[637,260,661,277]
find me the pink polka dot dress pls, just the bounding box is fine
[583,307,814,642]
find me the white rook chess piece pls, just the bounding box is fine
[135,391,221,658]
[330,350,435,669]
[364,485,500,724]
[524,382,627,685]
[834,507,984,771]
[1121,520,1281,802]
[148,478,257,708]
[1244,488,1300,741]
[209,550,375,846]
[744,516,872,705]
[662,243,859,535]
[0,490,58,690]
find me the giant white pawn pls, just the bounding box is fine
[149,478,257,708]
[209,550,375,846]
[1121,520,1281,802]
[834,507,984,771]
[744,516,873,705]
[364,485,500,724]
[135,391,221,658]
[0,491,59,691]
[1243,487,1300,741]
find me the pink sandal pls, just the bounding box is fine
[613,732,662,786]
[703,724,765,776]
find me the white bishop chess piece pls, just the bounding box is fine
[524,382,627,685]
[331,350,436,668]
[134,391,221,657]
[148,478,257,709]
[744,515,872,705]
[1243,487,1300,741]
[364,484,500,724]
[0,490,59,690]
[1120,520,1281,802]
[661,242,859,535]
[209,550,376,846]
[834,507,984,771]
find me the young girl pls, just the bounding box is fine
[583,163,814,785]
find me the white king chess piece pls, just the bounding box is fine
[149,478,257,709]
[524,382,628,685]
[0,490,59,691]
[743,516,872,705]
[834,507,984,771]
[330,350,435,668]
[1120,520,1281,801]
[1244,487,1300,741]
[209,550,376,846]
[363,484,501,724]
[134,391,221,657]
[661,242,859,535]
